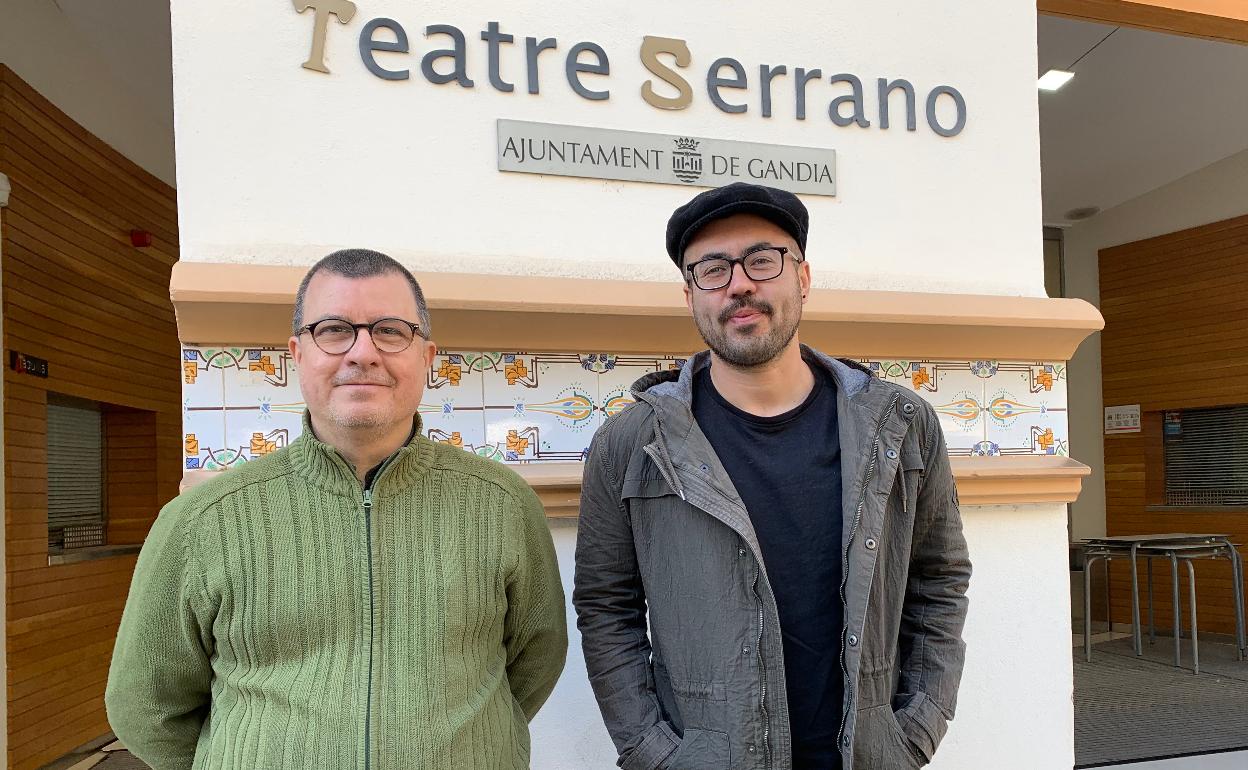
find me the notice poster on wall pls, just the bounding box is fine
[1104,405,1141,435]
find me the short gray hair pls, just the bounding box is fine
[292,249,431,337]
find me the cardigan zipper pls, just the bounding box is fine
[360,451,396,770]
[359,449,401,768]
[362,486,376,770]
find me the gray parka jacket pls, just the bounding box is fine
[573,347,971,770]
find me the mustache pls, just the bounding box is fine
[718,298,774,325]
[331,374,396,387]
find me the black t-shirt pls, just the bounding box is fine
[693,364,844,770]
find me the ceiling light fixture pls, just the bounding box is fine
[1038,69,1075,91]
[1065,206,1101,221]
[1037,26,1120,93]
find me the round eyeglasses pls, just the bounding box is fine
[299,317,427,355]
[685,246,799,291]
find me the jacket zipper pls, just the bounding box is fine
[362,486,376,770]
[836,392,900,751]
[752,565,771,769]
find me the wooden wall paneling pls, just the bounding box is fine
[1098,210,1248,636]
[0,65,180,769]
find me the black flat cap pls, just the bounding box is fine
[665,182,809,267]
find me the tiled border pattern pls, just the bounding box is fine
[182,347,1067,469]
[866,359,1068,457]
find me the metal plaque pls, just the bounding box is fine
[497,119,836,196]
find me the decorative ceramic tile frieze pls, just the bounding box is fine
[865,360,986,455]
[421,351,489,455]
[982,362,1069,456]
[858,359,1068,457]
[183,347,304,470]
[181,346,1067,468]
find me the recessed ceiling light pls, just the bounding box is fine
[1038,69,1075,92]
[1065,206,1101,221]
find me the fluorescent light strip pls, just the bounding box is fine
[1038,69,1075,92]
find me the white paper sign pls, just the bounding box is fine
[1104,405,1141,434]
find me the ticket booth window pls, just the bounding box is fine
[46,394,106,551]
[1163,405,1248,507]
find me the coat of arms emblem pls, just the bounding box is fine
[672,137,703,183]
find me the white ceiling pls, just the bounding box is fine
[54,0,173,118]
[1038,15,1248,224]
[53,0,175,176]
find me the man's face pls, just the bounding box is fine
[682,213,811,368]
[289,271,436,436]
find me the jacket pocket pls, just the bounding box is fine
[888,709,929,768]
[854,704,925,769]
[653,662,682,734]
[664,728,731,770]
[672,680,727,702]
[668,678,728,737]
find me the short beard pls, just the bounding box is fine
[693,293,801,369]
[324,404,391,432]
[324,373,398,430]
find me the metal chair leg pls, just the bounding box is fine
[1226,543,1247,661]
[1170,553,1182,668]
[1107,557,1114,635]
[1147,556,1155,645]
[1085,554,1098,663]
[1186,559,1199,674]
[1131,544,1143,655]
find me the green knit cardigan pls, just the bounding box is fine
[106,420,567,770]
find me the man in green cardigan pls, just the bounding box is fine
[106,249,567,770]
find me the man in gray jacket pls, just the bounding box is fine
[574,183,971,770]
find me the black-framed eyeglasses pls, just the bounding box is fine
[684,246,800,291]
[298,317,427,355]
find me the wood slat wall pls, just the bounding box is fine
[1038,0,1248,45]
[0,66,181,769]
[1099,211,1248,636]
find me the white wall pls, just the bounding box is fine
[530,525,616,769]
[0,0,175,185]
[533,504,1076,770]
[170,0,1045,296]
[1065,148,1248,540]
[931,503,1075,770]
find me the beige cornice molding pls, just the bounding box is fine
[518,456,1092,514]
[170,262,1102,360]
[946,455,1091,506]
[182,456,1090,513]
[180,456,1088,511]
